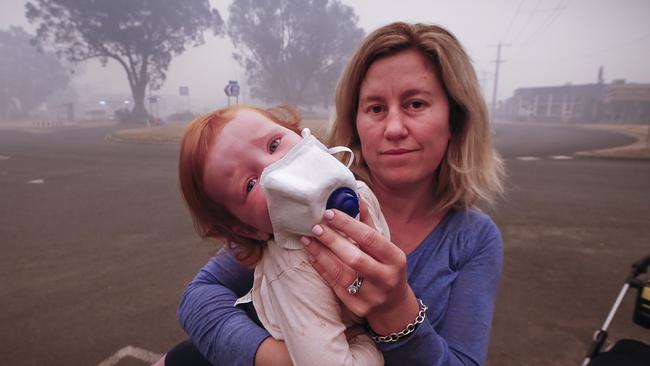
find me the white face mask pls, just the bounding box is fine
[260,128,358,246]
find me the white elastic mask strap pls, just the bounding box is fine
[327,146,354,168]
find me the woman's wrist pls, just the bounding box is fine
[367,298,428,343]
[366,288,420,335]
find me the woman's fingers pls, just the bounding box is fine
[322,209,403,265]
[358,199,376,231]
[309,220,383,278]
[301,236,358,290]
[303,236,376,317]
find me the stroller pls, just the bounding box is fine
[582,254,650,366]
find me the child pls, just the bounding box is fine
[178,105,388,365]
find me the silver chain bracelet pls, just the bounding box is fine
[367,298,428,343]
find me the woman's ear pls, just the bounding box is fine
[231,224,272,242]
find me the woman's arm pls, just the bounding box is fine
[178,250,291,366]
[302,209,503,365]
[423,226,502,365]
[380,221,503,365]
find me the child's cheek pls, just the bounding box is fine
[253,188,269,217]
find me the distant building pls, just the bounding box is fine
[499,80,650,124]
[602,80,650,123]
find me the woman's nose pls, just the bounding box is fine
[384,109,408,140]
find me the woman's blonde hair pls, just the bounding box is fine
[329,22,504,210]
[179,105,301,265]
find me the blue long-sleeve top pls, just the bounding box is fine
[178,209,503,365]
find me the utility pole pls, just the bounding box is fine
[489,42,511,117]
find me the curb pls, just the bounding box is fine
[106,125,186,144]
[574,124,650,160]
[495,121,650,160]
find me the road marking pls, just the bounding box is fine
[33,121,64,128]
[98,345,162,366]
[550,155,573,160]
[26,179,45,184]
[516,156,540,161]
[0,155,9,160]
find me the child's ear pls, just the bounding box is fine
[231,224,271,242]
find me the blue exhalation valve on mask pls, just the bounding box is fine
[326,187,360,219]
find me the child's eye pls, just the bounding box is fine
[246,178,257,193]
[269,138,280,153]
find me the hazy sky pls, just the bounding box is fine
[1,0,649,112]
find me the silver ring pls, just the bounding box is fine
[346,273,363,295]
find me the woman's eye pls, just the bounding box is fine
[269,138,280,153]
[246,178,257,193]
[410,100,425,109]
[370,105,384,114]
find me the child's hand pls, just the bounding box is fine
[256,338,293,366]
[344,324,366,341]
[229,241,262,268]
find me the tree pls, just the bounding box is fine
[26,0,222,123]
[0,26,70,120]
[227,0,364,107]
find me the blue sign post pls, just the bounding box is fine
[179,86,191,113]
[224,80,240,106]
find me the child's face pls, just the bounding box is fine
[202,109,302,237]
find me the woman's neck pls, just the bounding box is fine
[370,177,447,254]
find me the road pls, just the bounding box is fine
[0,121,648,366]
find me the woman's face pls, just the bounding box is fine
[356,48,451,191]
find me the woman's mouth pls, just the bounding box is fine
[382,148,414,155]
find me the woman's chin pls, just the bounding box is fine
[374,168,432,188]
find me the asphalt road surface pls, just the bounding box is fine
[1,121,649,366]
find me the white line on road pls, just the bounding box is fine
[26,179,45,184]
[516,156,540,161]
[550,155,573,160]
[0,155,9,160]
[98,345,162,366]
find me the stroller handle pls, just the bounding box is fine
[582,254,650,365]
[628,254,650,288]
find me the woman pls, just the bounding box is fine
[164,21,504,366]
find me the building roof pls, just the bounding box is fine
[605,82,650,102]
[513,83,607,97]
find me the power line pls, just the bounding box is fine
[511,0,543,44]
[519,0,569,46]
[501,0,526,41]
[543,31,650,64]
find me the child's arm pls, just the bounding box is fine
[257,185,386,365]
[260,260,383,366]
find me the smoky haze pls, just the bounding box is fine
[1,2,650,365]
[0,0,649,118]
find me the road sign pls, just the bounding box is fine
[179,86,189,96]
[224,80,240,97]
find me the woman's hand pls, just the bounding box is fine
[300,204,420,335]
